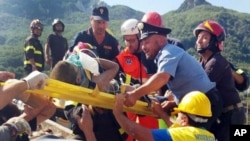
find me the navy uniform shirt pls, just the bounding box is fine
[70,27,119,61]
[46,34,68,68]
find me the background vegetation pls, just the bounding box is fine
[0,0,250,123]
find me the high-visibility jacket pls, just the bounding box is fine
[116,48,148,81]
[24,34,44,72]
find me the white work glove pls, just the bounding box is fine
[23,71,48,90]
[5,117,32,135]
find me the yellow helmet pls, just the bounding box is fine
[172,91,212,117]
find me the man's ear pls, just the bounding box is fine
[75,71,81,85]
[182,114,189,126]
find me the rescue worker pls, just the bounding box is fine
[115,19,159,141]
[116,19,148,84]
[113,91,216,141]
[69,6,120,61]
[50,42,128,141]
[24,19,45,75]
[45,18,68,69]
[123,12,223,131]
[194,20,246,141]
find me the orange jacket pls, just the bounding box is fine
[116,48,148,80]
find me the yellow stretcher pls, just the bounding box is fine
[27,79,156,117]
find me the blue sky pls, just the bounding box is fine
[102,0,250,15]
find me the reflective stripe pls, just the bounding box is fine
[84,70,91,80]
[34,50,42,55]
[223,102,243,113]
[25,45,35,52]
[25,45,42,55]
[120,74,131,93]
[125,74,131,85]
[236,69,244,74]
[119,128,125,135]
[23,60,43,67]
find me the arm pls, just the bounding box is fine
[0,71,15,81]
[21,94,56,124]
[0,80,28,109]
[232,69,244,84]
[91,58,119,91]
[77,105,97,141]
[124,72,170,107]
[113,94,154,141]
[45,42,51,66]
[151,100,174,127]
[0,71,48,109]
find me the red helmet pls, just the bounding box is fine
[30,19,43,31]
[141,12,164,28]
[139,12,171,40]
[193,20,225,42]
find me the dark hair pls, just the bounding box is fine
[182,112,209,128]
[0,103,21,125]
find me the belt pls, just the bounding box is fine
[223,102,243,113]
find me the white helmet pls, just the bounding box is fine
[121,19,139,35]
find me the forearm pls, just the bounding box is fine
[232,70,244,84]
[0,80,27,109]
[92,59,119,91]
[83,130,97,141]
[134,72,169,98]
[45,44,50,58]
[98,58,119,78]
[23,94,56,124]
[158,112,173,127]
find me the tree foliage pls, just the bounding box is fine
[0,0,249,78]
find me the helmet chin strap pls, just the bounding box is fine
[196,45,210,54]
[55,29,63,33]
[196,35,217,54]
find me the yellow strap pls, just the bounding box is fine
[84,70,91,80]
[119,128,125,135]
[125,74,131,84]
[120,74,132,93]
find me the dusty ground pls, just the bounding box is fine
[30,118,74,140]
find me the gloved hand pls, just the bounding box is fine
[5,117,32,135]
[23,71,48,89]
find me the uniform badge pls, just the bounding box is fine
[126,58,132,65]
[137,22,144,30]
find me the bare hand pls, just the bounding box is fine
[77,105,93,132]
[124,91,138,107]
[0,71,15,81]
[161,100,177,113]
